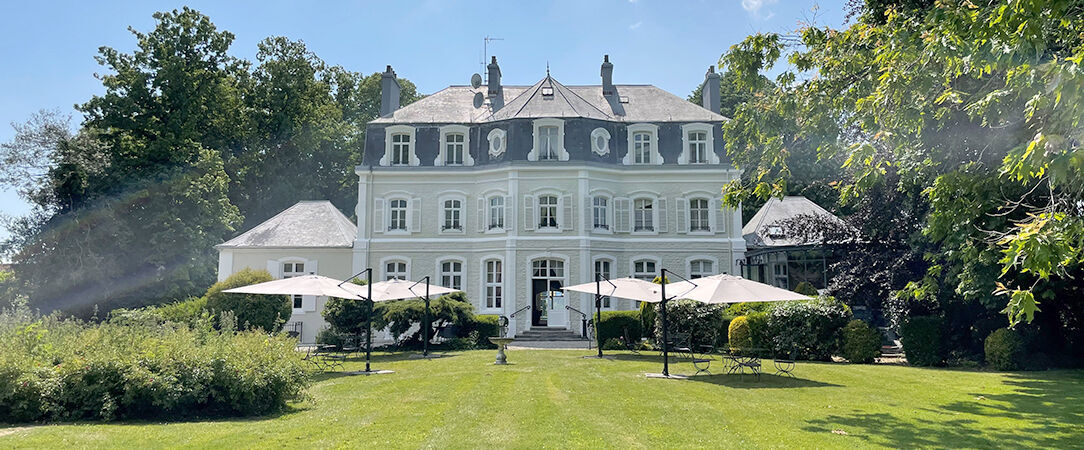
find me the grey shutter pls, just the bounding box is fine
[523,195,536,231]
[410,197,422,232]
[372,198,385,234]
[714,198,727,234]
[503,195,513,230]
[584,196,593,230]
[656,198,668,233]
[477,197,486,232]
[676,197,688,233]
[614,197,631,233]
[266,260,281,278]
[560,194,574,231]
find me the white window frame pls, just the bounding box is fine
[688,197,712,233]
[438,193,466,234]
[282,260,307,310]
[381,257,410,281]
[679,123,719,165]
[435,125,474,166]
[438,258,465,290]
[633,197,655,233]
[380,125,419,166]
[593,258,615,309]
[630,258,659,281]
[480,257,504,311]
[590,127,611,156]
[623,123,661,165]
[528,118,568,161]
[538,194,559,229]
[488,195,506,231]
[487,128,507,158]
[686,256,718,279]
[592,195,611,231]
[387,197,410,233]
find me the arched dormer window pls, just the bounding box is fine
[623,123,661,165]
[380,125,419,166]
[528,118,568,161]
[436,125,474,166]
[679,123,719,165]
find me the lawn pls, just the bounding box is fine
[1,349,1081,448]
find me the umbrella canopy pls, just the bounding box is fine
[222,274,365,300]
[664,274,811,304]
[343,278,461,302]
[563,277,662,301]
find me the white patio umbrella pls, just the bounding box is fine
[341,278,461,357]
[664,274,812,304]
[563,277,662,358]
[222,274,365,300]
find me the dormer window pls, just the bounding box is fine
[528,119,568,161]
[767,225,784,238]
[688,131,708,164]
[380,125,418,166]
[623,123,661,165]
[539,126,559,160]
[633,132,652,164]
[679,123,718,165]
[436,125,473,166]
[391,133,411,165]
[445,133,465,165]
[541,86,554,97]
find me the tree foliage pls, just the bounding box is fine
[204,268,290,332]
[719,0,1084,327]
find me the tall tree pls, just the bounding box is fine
[718,0,1084,327]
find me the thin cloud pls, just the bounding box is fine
[741,0,778,18]
[629,21,643,30]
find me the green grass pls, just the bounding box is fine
[2,350,1082,448]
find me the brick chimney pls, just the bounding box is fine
[487,56,502,98]
[601,55,615,97]
[380,65,401,117]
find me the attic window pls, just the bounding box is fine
[767,225,784,238]
[541,86,554,97]
[619,96,629,103]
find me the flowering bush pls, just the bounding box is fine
[765,297,852,361]
[0,313,309,423]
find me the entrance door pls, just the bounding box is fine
[531,259,567,328]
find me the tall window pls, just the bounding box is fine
[391,133,411,166]
[633,260,656,281]
[592,196,609,230]
[689,259,714,279]
[385,261,407,280]
[688,131,708,164]
[440,261,463,290]
[538,195,558,228]
[689,198,710,232]
[489,196,505,230]
[389,199,408,230]
[442,199,462,231]
[594,260,612,308]
[539,126,559,160]
[634,198,654,232]
[485,259,503,308]
[283,262,305,308]
[633,132,652,164]
[445,133,465,165]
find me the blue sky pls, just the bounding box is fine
[0,0,846,241]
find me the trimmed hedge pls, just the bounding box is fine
[902,315,945,366]
[0,316,309,423]
[765,297,852,361]
[985,328,1025,371]
[596,310,643,346]
[460,314,500,349]
[728,316,752,349]
[657,300,726,348]
[842,320,882,364]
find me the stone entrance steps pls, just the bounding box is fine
[515,327,586,341]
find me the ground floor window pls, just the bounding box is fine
[440,260,463,290]
[485,259,502,308]
[689,259,714,279]
[594,259,612,308]
[385,261,408,280]
[633,259,656,281]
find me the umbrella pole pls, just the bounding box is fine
[424,276,431,357]
[366,276,373,373]
[595,273,603,358]
[660,269,670,377]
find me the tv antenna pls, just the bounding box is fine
[482,36,504,83]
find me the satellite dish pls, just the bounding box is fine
[470,73,482,89]
[473,92,485,108]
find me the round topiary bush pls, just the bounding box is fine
[901,315,945,366]
[794,281,819,296]
[985,328,1025,371]
[842,320,882,364]
[729,315,752,350]
[204,268,291,332]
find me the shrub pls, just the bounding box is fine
[372,292,475,345]
[322,296,373,336]
[204,269,290,332]
[747,311,770,353]
[985,328,1025,371]
[596,310,642,346]
[901,315,945,366]
[0,315,309,423]
[656,299,726,348]
[109,296,210,327]
[794,281,819,296]
[639,301,657,341]
[765,297,852,361]
[602,338,625,350]
[724,302,775,317]
[460,314,500,349]
[315,328,355,350]
[842,320,882,363]
[729,316,752,349]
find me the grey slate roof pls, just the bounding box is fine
[371,75,726,124]
[217,201,356,249]
[742,196,845,248]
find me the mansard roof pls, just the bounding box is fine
[217,201,356,249]
[370,75,726,125]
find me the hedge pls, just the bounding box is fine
[902,315,945,366]
[985,328,1025,371]
[0,316,309,423]
[205,268,291,332]
[595,310,642,346]
[842,320,882,364]
[765,297,851,361]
